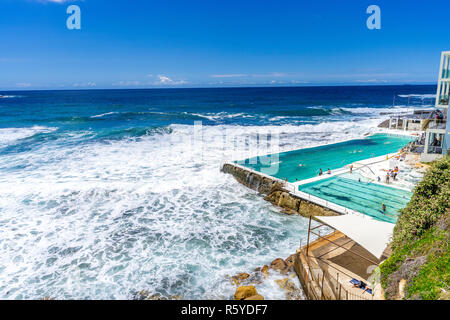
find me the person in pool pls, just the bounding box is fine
[318,168,323,176]
[327,168,331,175]
[382,203,386,213]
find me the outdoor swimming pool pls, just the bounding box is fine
[298,173,412,223]
[237,133,414,182]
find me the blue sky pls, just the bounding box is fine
[0,0,449,90]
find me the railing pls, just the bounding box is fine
[427,146,443,154]
[294,250,374,300]
[427,119,447,130]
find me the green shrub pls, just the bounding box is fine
[379,155,450,299]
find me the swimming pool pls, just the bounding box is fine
[298,173,412,223]
[237,133,414,182]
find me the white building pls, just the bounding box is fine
[421,51,450,162]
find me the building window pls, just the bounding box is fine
[427,133,444,154]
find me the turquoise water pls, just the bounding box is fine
[238,133,414,182]
[298,173,412,223]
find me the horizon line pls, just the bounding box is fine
[0,83,437,92]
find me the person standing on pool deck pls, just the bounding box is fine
[349,165,353,173]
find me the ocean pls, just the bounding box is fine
[0,85,436,299]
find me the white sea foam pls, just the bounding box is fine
[0,95,23,99]
[0,118,384,299]
[0,126,57,146]
[90,112,120,118]
[189,112,255,121]
[397,94,436,99]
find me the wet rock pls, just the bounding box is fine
[237,273,249,281]
[275,278,289,289]
[221,164,282,194]
[270,258,288,274]
[231,272,250,286]
[134,290,181,300]
[285,282,303,300]
[285,254,296,271]
[244,294,264,300]
[234,286,258,300]
[261,265,269,278]
[247,273,264,285]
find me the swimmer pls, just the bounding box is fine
[327,168,331,175]
[382,203,386,213]
[319,168,323,176]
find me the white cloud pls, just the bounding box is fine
[252,72,288,78]
[354,79,389,83]
[211,74,248,78]
[16,83,31,87]
[113,80,141,87]
[156,75,187,85]
[73,81,96,87]
[39,0,73,3]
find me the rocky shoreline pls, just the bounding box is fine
[230,253,304,300]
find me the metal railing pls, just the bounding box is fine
[294,250,374,300]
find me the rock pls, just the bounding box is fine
[261,265,269,278]
[398,279,407,299]
[231,272,250,286]
[270,258,288,273]
[247,273,263,285]
[285,281,296,293]
[377,119,390,128]
[234,286,258,300]
[440,291,450,300]
[244,294,264,300]
[134,290,180,300]
[221,164,282,194]
[285,281,303,300]
[237,273,249,281]
[298,201,337,217]
[222,163,339,218]
[384,256,427,299]
[285,254,296,271]
[275,278,289,289]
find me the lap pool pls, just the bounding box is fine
[298,173,412,223]
[237,133,414,182]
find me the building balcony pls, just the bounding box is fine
[427,119,447,130]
